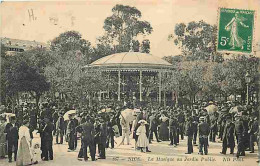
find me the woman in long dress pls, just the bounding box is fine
[16,120,32,166]
[0,115,7,158]
[225,12,249,49]
[159,114,169,141]
[136,120,149,152]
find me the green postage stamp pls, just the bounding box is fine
[217,8,255,54]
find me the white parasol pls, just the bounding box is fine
[98,108,113,114]
[229,106,243,114]
[63,110,77,121]
[205,104,218,114]
[159,116,169,122]
[120,109,136,123]
[138,119,147,124]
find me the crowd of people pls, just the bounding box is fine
[0,99,259,165]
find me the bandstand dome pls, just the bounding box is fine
[87,52,172,69]
[84,51,173,103]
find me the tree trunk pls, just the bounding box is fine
[241,91,246,104]
[35,92,41,110]
[16,92,20,105]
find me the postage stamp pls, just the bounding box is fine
[217,8,255,54]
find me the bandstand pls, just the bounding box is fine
[84,51,173,105]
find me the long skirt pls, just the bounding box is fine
[16,136,32,166]
[137,133,149,148]
[159,122,169,141]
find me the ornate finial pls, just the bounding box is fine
[129,40,134,52]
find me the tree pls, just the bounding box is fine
[140,39,151,53]
[100,4,153,53]
[3,48,50,107]
[169,20,223,62]
[1,44,11,104]
[46,31,92,99]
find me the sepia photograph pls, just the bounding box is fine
[0,0,259,165]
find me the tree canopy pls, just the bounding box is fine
[97,4,153,54]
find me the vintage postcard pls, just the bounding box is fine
[0,0,259,166]
[217,8,255,54]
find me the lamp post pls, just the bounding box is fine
[245,71,252,105]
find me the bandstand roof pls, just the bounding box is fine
[85,52,173,72]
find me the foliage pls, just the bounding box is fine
[169,20,223,62]
[1,47,50,105]
[140,39,151,53]
[46,31,92,96]
[46,30,113,103]
[163,55,259,104]
[99,4,153,53]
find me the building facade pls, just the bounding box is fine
[1,37,49,55]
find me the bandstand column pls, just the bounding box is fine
[118,70,121,101]
[159,71,162,105]
[139,70,142,101]
[108,74,110,99]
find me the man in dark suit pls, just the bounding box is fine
[169,114,178,146]
[67,114,76,151]
[198,116,210,155]
[209,112,218,142]
[72,116,79,150]
[185,116,194,154]
[235,113,245,158]
[192,113,199,145]
[52,109,59,135]
[178,110,185,140]
[148,112,160,143]
[77,116,96,161]
[56,112,65,144]
[98,117,107,159]
[4,116,19,163]
[220,115,235,155]
[106,118,115,149]
[42,117,54,160]
[248,116,258,153]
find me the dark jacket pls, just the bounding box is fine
[67,119,76,135]
[80,122,95,143]
[169,117,177,132]
[43,122,54,141]
[56,117,65,131]
[107,121,115,136]
[4,123,19,142]
[235,119,244,135]
[149,115,158,130]
[249,120,258,135]
[185,121,193,136]
[198,122,210,136]
[223,121,235,147]
[99,122,107,144]
[192,116,199,132]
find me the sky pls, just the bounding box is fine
[1,0,260,58]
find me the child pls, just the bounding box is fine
[31,143,41,164]
[136,120,149,152]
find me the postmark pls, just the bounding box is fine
[217,8,255,54]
